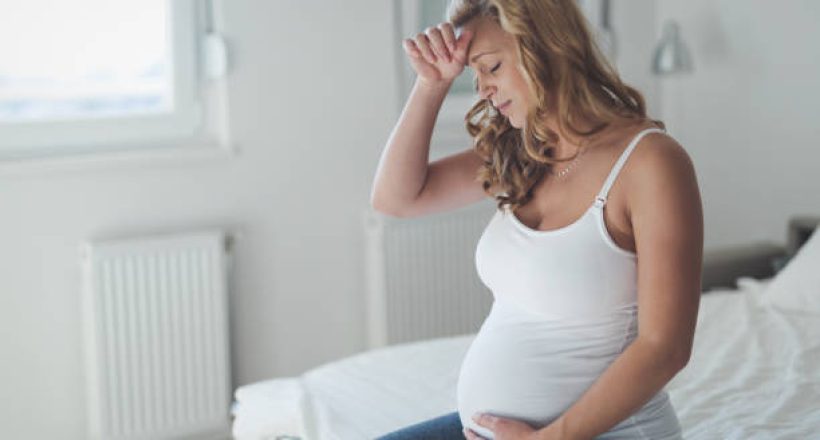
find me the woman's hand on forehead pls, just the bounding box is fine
[402,22,473,87]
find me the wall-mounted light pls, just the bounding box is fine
[652,20,694,75]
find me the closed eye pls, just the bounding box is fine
[473,63,502,92]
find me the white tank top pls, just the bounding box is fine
[457,127,683,439]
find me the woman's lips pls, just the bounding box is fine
[496,100,512,115]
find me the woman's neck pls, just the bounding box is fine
[545,116,641,159]
[542,116,593,159]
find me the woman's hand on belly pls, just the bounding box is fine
[466,412,567,440]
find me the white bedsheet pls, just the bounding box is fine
[232,278,820,439]
[231,377,308,439]
[665,277,820,439]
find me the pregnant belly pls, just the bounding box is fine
[456,298,637,439]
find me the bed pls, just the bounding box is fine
[232,221,820,440]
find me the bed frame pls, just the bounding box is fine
[701,215,819,291]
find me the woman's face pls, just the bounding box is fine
[463,16,534,129]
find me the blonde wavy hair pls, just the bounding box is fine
[447,0,664,211]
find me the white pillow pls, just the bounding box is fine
[764,224,820,313]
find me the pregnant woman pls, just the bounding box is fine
[370,0,703,439]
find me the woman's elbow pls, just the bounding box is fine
[641,336,692,372]
[370,196,409,218]
[666,347,691,372]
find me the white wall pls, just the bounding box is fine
[611,0,660,117]
[0,1,398,438]
[656,0,820,248]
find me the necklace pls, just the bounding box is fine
[547,145,588,179]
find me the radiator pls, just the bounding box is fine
[364,201,496,349]
[81,230,231,440]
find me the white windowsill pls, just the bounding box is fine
[0,140,237,177]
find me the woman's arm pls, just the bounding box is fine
[544,135,704,440]
[371,78,450,215]
[370,25,473,216]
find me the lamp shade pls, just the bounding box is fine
[652,21,694,75]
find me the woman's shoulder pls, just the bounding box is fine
[587,121,685,174]
[618,123,699,204]
[628,125,691,177]
[601,120,688,174]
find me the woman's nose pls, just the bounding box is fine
[478,83,494,101]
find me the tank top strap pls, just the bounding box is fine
[594,127,666,207]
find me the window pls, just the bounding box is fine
[0,0,228,161]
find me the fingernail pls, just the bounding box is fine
[472,412,482,422]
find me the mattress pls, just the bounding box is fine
[232,277,820,439]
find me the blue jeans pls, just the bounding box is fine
[375,411,464,439]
